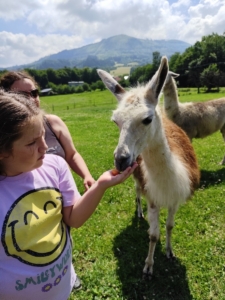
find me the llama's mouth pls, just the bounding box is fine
[114,157,133,172]
[114,156,138,172]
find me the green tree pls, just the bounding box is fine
[200,64,221,92]
[82,83,91,92]
[46,68,57,83]
[82,67,92,84]
[169,52,182,72]
[96,80,106,91]
[169,33,225,87]
[75,86,84,93]
[200,33,225,70]
[56,69,70,85]
[90,82,98,91]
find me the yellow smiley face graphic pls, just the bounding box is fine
[2,188,67,266]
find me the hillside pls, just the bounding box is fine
[4,34,191,70]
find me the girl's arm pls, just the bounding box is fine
[46,114,95,190]
[62,163,138,228]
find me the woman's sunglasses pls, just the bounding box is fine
[18,89,39,99]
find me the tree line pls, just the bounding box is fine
[1,33,225,94]
[0,66,106,95]
[129,33,225,92]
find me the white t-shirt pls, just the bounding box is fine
[0,155,81,300]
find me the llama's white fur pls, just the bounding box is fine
[97,57,200,277]
[164,71,225,164]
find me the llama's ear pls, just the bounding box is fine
[146,56,168,102]
[97,69,126,102]
[169,71,179,78]
[164,71,179,85]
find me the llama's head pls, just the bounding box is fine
[97,56,168,171]
[164,71,179,86]
[164,71,180,88]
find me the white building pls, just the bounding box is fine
[68,81,84,86]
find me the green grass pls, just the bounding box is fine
[41,88,225,300]
[178,88,225,103]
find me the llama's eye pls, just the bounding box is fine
[142,116,152,125]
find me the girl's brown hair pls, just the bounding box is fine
[0,89,43,176]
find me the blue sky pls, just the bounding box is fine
[0,0,224,68]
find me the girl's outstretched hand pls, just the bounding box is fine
[97,162,138,189]
[62,162,138,228]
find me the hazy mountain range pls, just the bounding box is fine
[2,34,191,70]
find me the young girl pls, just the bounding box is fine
[0,90,137,300]
[0,70,95,289]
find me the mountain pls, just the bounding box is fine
[3,34,191,70]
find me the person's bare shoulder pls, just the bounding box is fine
[46,114,63,125]
[45,114,69,138]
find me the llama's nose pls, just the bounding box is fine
[114,155,131,172]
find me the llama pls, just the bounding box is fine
[163,71,225,164]
[97,57,200,277]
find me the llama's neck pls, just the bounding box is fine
[163,77,179,115]
[140,113,193,207]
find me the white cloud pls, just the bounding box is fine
[0,1,40,21]
[181,0,225,43]
[0,0,224,68]
[0,32,84,68]
[189,0,223,18]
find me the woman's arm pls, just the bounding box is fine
[63,164,138,228]
[46,114,95,190]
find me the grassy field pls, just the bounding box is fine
[110,67,131,77]
[41,88,225,300]
[110,62,139,77]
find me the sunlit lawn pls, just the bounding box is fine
[41,88,225,300]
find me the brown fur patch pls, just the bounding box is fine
[126,94,136,104]
[133,155,146,194]
[162,114,200,195]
